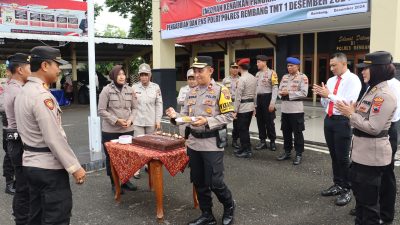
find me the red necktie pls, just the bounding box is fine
[328,76,342,117]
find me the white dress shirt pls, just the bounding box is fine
[321,69,362,115]
[387,78,400,122]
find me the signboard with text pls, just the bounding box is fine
[0,0,87,36]
[161,0,369,39]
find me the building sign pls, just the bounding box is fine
[161,0,369,39]
[336,34,370,52]
[0,0,87,36]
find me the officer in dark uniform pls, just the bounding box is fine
[166,56,235,225]
[4,53,31,225]
[255,55,278,151]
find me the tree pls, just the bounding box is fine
[94,3,102,19]
[101,24,127,38]
[105,0,152,39]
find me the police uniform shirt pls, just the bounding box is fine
[387,78,400,122]
[98,82,137,133]
[321,69,361,115]
[279,72,309,114]
[177,85,191,105]
[132,82,163,127]
[222,75,239,100]
[15,77,81,174]
[0,79,9,113]
[351,81,396,166]
[4,79,23,129]
[234,71,257,113]
[180,79,234,151]
[255,68,279,105]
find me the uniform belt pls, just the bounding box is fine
[353,129,389,138]
[240,99,254,103]
[189,129,218,139]
[327,115,348,120]
[281,96,302,101]
[257,93,272,96]
[23,145,51,153]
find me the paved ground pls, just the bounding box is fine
[0,104,399,225]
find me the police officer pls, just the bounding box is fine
[336,51,396,225]
[222,62,240,149]
[4,53,31,225]
[1,60,15,195]
[98,65,138,192]
[255,55,278,151]
[277,57,308,165]
[15,46,86,225]
[177,69,197,136]
[166,56,235,225]
[132,63,163,178]
[233,58,257,158]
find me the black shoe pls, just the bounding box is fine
[222,200,236,225]
[232,140,240,149]
[111,185,125,195]
[379,219,393,225]
[321,184,342,197]
[187,211,217,225]
[255,141,267,150]
[121,181,138,191]
[235,149,252,158]
[269,141,277,151]
[349,208,356,216]
[277,152,291,161]
[293,155,302,165]
[335,189,351,206]
[5,181,15,195]
[233,148,241,154]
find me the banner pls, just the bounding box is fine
[161,0,369,39]
[0,0,87,36]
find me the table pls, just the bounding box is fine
[50,89,70,106]
[105,142,199,221]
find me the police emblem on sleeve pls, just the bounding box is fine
[44,98,55,110]
[372,97,384,113]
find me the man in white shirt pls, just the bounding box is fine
[313,52,361,206]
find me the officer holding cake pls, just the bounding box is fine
[166,56,236,225]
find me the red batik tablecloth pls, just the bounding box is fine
[105,142,189,183]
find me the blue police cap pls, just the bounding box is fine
[286,57,300,65]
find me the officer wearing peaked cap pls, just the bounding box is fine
[166,56,236,225]
[4,53,31,224]
[15,46,86,224]
[336,51,397,225]
[255,54,278,151]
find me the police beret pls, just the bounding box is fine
[138,63,151,74]
[357,51,393,68]
[287,57,300,65]
[7,53,31,64]
[187,68,194,78]
[237,58,250,66]
[230,62,238,67]
[192,56,213,68]
[30,46,68,65]
[256,55,268,61]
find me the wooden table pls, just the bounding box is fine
[105,142,199,221]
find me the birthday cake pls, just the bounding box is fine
[132,134,185,151]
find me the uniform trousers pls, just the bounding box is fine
[256,93,276,142]
[281,113,305,156]
[324,115,352,189]
[133,125,156,137]
[24,167,72,225]
[102,131,133,184]
[231,119,239,141]
[350,162,389,225]
[379,121,399,222]
[237,111,253,149]
[187,147,233,211]
[8,139,29,225]
[1,111,14,182]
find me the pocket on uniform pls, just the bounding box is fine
[210,162,224,189]
[296,117,305,132]
[109,95,120,108]
[124,94,132,108]
[43,189,72,224]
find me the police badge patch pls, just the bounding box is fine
[44,98,55,110]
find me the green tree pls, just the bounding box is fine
[101,24,127,38]
[105,0,152,39]
[94,3,102,19]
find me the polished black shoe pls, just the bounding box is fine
[5,181,15,195]
[255,141,267,150]
[269,141,277,151]
[321,184,342,197]
[222,200,236,225]
[187,211,217,225]
[335,189,352,206]
[121,181,138,191]
[277,152,291,161]
[349,208,356,216]
[293,155,302,165]
[379,219,393,225]
[235,149,252,158]
[232,140,240,149]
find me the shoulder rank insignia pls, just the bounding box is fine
[44,98,55,110]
